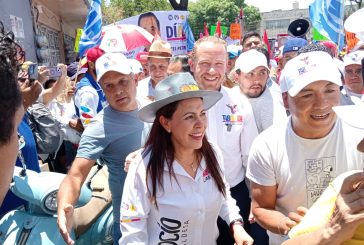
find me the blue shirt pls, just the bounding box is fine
[76,105,145,222]
[0,116,40,216]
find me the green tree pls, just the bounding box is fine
[243,5,261,31]
[189,0,261,39]
[102,0,172,24]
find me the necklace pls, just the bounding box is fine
[190,162,197,172]
[176,157,198,173]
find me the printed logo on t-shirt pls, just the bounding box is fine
[203,168,211,182]
[226,104,237,114]
[158,217,190,244]
[223,104,243,131]
[305,157,336,207]
[120,200,141,223]
[121,201,137,215]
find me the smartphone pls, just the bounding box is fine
[28,63,38,85]
[48,66,62,79]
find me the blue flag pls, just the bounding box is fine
[309,0,344,49]
[183,19,195,52]
[78,0,102,56]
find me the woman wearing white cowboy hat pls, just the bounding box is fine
[120,72,253,245]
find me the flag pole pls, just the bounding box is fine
[337,0,345,56]
[239,7,245,43]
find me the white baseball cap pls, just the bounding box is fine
[234,49,269,73]
[343,50,364,67]
[280,51,342,97]
[96,52,132,81]
[344,8,364,37]
[128,58,143,74]
[351,40,364,52]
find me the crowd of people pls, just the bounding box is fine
[0,7,364,245]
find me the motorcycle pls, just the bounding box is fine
[0,151,114,245]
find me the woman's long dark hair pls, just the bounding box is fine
[0,22,23,146]
[143,100,226,207]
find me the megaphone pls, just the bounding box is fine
[288,18,310,39]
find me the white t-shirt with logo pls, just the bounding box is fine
[120,142,241,245]
[206,86,258,187]
[246,117,364,245]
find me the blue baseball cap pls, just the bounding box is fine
[282,38,307,55]
[227,45,242,59]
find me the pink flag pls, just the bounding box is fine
[204,22,209,36]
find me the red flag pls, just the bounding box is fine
[215,20,222,38]
[239,7,244,20]
[263,30,271,58]
[204,22,209,36]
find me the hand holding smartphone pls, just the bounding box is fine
[47,66,62,79]
[27,63,38,86]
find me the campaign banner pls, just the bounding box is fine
[346,31,359,51]
[229,23,241,40]
[115,11,189,58]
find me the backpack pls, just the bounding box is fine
[27,102,62,154]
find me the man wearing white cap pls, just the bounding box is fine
[283,101,364,244]
[233,49,287,133]
[246,51,364,245]
[343,50,364,99]
[57,53,148,245]
[128,58,145,82]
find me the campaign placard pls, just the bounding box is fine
[115,11,189,58]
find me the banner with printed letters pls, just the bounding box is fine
[115,11,190,58]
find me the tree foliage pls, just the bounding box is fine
[242,5,261,31]
[188,0,261,39]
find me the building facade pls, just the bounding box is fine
[259,5,309,40]
[0,0,89,66]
